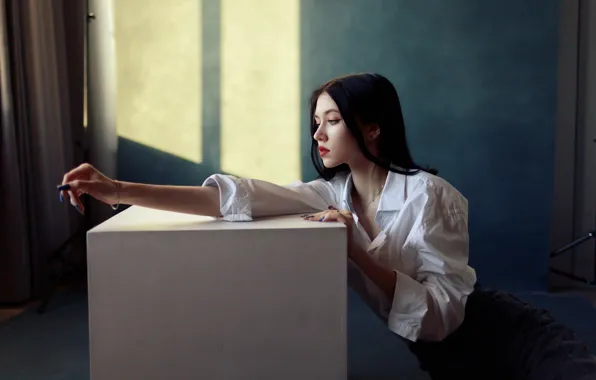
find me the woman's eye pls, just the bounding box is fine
[328,119,340,125]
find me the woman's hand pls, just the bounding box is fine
[302,206,356,255]
[58,163,118,214]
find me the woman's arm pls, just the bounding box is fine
[386,185,477,342]
[117,181,221,217]
[59,163,341,219]
[349,245,396,300]
[200,173,341,221]
[59,163,221,216]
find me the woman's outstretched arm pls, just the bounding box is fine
[116,181,221,216]
[59,163,220,216]
[59,163,341,219]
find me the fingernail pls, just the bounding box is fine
[319,217,324,222]
[57,184,71,191]
[74,204,84,216]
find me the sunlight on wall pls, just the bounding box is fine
[114,0,202,163]
[220,0,301,184]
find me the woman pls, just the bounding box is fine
[58,72,477,343]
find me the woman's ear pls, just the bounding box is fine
[364,123,380,141]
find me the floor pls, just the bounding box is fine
[0,308,26,324]
[0,286,431,380]
[0,286,72,323]
[1,286,596,380]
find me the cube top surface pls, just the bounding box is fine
[88,206,347,233]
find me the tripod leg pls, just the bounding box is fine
[550,231,596,258]
[550,267,596,286]
[549,231,596,286]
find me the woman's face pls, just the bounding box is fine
[313,92,368,168]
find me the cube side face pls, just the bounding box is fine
[87,227,347,380]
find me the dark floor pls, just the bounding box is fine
[1,286,596,380]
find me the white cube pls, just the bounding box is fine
[86,205,348,380]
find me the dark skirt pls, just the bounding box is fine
[406,285,596,380]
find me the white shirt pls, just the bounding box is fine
[202,170,477,342]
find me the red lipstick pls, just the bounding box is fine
[318,147,330,157]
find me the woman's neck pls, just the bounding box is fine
[350,161,388,206]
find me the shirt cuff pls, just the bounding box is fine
[387,270,429,342]
[202,174,253,221]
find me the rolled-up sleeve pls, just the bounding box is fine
[388,185,477,342]
[202,174,341,221]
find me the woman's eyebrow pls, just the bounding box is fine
[314,109,340,117]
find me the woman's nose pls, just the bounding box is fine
[313,126,326,141]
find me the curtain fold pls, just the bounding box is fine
[0,0,85,303]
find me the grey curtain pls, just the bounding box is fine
[0,0,85,303]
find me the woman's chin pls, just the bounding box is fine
[321,158,341,168]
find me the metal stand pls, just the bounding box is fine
[37,205,89,314]
[549,230,596,286]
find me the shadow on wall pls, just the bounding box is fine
[117,137,219,186]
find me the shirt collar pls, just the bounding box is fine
[342,170,407,212]
[378,170,406,211]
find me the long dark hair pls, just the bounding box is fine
[309,72,437,180]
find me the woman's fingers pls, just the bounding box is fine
[58,180,91,215]
[59,163,93,204]
[301,209,351,224]
[301,210,330,221]
[62,163,93,185]
[69,190,84,215]
[57,184,72,203]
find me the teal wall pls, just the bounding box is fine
[119,0,560,291]
[300,0,559,290]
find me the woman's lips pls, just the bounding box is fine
[318,147,330,157]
